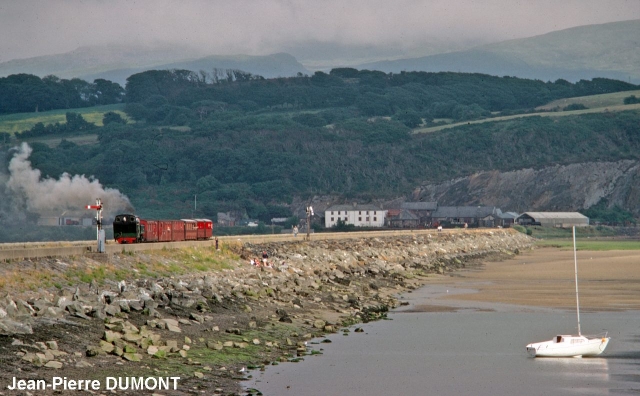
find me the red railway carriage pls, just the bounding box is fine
[183,219,198,241]
[196,219,213,239]
[113,214,213,243]
[141,219,159,242]
[158,220,184,241]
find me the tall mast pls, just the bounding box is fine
[573,226,582,336]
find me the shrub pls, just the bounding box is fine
[563,103,588,111]
[103,111,126,125]
[512,225,526,234]
[623,95,640,105]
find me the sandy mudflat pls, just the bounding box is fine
[430,247,640,311]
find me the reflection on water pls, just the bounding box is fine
[245,291,640,396]
[535,357,610,381]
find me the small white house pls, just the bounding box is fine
[325,204,386,228]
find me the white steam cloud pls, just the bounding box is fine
[6,143,133,220]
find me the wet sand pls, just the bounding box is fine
[429,247,640,311]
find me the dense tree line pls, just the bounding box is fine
[0,74,124,114]
[124,68,638,125]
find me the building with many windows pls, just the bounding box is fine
[325,204,386,228]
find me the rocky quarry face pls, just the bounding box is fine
[416,160,640,214]
[0,230,532,393]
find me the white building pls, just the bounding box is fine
[325,204,386,228]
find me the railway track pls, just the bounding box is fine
[0,228,508,261]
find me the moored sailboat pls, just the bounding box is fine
[525,226,610,358]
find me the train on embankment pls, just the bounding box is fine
[112,214,213,243]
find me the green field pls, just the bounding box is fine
[413,90,640,134]
[521,224,640,250]
[0,104,128,134]
[535,239,640,251]
[517,225,619,239]
[536,89,640,111]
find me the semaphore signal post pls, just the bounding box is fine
[86,198,105,253]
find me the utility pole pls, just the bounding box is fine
[85,198,104,253]
[305,206,314,241]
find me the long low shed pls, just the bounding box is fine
[516,212,589,227]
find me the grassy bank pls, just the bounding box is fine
[0,244,239,293]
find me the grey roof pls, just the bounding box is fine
[389,209,419,221]
[401,202,438,211]
[431,206,501,218]
[517,212,588,220]
[498,211,519,219]
[326,204,383,212]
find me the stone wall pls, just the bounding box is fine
[0,229,533,385]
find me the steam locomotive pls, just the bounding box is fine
[113,214,213,244]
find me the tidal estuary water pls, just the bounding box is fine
[245,286,640,396]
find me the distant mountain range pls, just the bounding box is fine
[1,19,639,86]
[358,19,640,83]
[80,53,309,86]
[0,45,309,86]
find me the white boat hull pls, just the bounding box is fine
[526,335,610,358]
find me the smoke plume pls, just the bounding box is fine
[5,143,133,220]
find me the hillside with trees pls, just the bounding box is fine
[122,68,637,124]
[2,68,638,226]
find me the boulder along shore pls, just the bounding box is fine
[0,229,532,395]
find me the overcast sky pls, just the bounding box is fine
[1,0,640,63]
